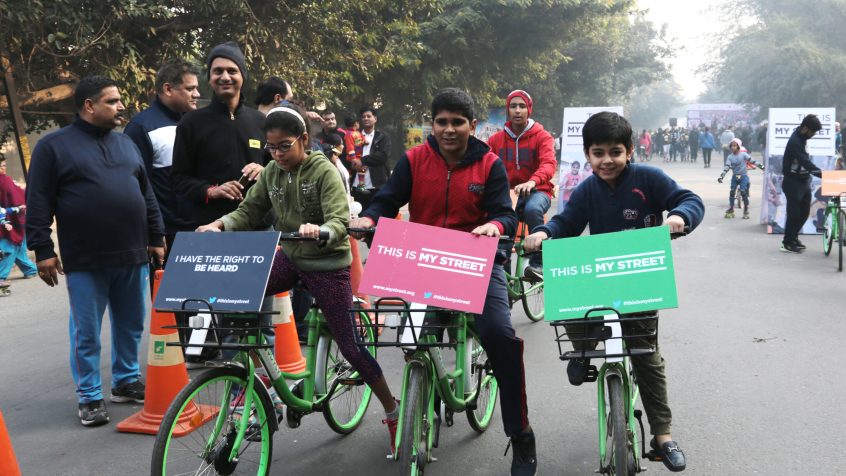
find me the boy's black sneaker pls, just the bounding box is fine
[780,242,802,254]
[567,357,590,386]
[649,438,686,472]
[792,239,807,250]
[78,399,110,427]
[110,380,145,403]
[505,431,537,476]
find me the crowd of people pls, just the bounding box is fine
[632,122,769,167]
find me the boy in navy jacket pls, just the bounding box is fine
[524,111,703,472]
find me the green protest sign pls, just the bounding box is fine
[542,226,678,321]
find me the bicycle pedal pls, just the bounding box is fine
[583,365,599,383]
[645,450,663,462]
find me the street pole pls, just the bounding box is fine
[1,55,31,180]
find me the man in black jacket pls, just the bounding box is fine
[171,41,266,229]
[26,76,165,427]
[350,106,391,211]
[781,114,823,253]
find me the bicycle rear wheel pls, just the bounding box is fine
[823,207,835,256]
[606,375,632,476]
[466,329,498,433]
[520,279,544,322]
[399,364,429,475]
[151,367,273,476]
[317,311,375,434]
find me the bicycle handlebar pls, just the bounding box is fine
[278,231,330,242]
[670,226,691,240]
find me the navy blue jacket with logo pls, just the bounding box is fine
[537,163,704,239]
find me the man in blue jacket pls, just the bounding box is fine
[27,76,165,427]
[125,59,201,256]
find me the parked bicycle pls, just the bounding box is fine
[822,192,846,271]
[150,232,376,476]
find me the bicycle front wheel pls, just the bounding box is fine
[466,329,498,433]
[606,375,632,476]
[520,278,544,322]
[317,312,375,434]
[823,207,835,256]
[151,367,273,476]
[399,364,429,475]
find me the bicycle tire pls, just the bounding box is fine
[151,367,273,476]
[317,311,375,434]
[399,364,428,475]
[520,278,544,322]
[606,375,631,476]
[823,207,835,256]
[839,210,845,272]
[466,329,498,433]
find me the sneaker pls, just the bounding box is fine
[523,266,543,283]
[567,357,590,386]
[780,242,803,254]
[650,438,686,472]
[382,416,399,455]
[793,239,807,250]
[505,431,537,476]
[110,380,145,403]
[78,399,110,427]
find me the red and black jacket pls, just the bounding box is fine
[362,135,516,237]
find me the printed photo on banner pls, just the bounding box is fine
[542,226,679,321]
[359,218,498,314]
[764,108,838,234]
[558,106,623,213]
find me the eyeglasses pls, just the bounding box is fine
[265,136,301,154]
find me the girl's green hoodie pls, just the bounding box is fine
[220,151,351,271]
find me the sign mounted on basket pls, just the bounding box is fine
[154,231,280,312]
[359,218,498,314]
[542,226,679,321]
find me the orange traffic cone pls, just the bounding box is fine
[117,269,216,436]
[0,410,21,476]
[273,291,307,374]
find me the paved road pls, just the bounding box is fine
[1,159,843,475]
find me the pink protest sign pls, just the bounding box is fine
[360,218,498,313]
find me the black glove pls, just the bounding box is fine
[717,176,724,183]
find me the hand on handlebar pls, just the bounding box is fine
[523,231,549,253]
[298,222,322,239]
[665,215,686,235]
[349,217,375,239]
[514,180,537,197]
[471,222,500,237]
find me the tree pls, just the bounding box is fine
[705,0,846,114]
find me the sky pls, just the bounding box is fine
[637,0,726,102]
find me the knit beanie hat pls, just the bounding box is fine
[730,137,743,148]
[206,41,247,80]
[506,90,533,117]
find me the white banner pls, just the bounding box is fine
[558,106,623,212]
[763,107,838,235]
[767,108,836,156]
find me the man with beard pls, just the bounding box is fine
[26,76,165,426]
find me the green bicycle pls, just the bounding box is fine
[552,308,658,476]
[359,298,499,475]
[822,193,845,272]
[503,224,545,322]
[151,232,375,476]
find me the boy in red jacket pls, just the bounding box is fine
[487,90,556,280]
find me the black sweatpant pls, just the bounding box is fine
[781,174,812,244]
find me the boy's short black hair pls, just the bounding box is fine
[342,112,358,128]
[430,88,475,121]
[582,111,633,151]
[74,76,118,110]
[800,114,823,132]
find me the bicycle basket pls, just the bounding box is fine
[160,299,275,352]
[352,297,462,349]
[550,307,658,361]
